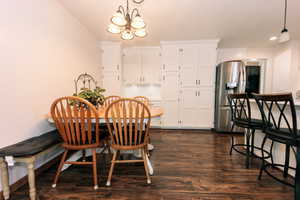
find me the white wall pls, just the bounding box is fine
[217,48,275,93]
[0,0,101,190]
[272,41,300,95]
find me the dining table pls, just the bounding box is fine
[46,105,164,175]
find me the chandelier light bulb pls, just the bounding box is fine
[121,29,134,40]
[135,28,147,37]
[107,24,121,34]
[131,15,146,29]
[111,11,127,26]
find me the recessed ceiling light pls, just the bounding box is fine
[269,36,278,41]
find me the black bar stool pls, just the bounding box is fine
[227,93,273,168]
[253,93,300,199]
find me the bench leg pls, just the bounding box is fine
[27,158,36,200]
[0,157,10,200]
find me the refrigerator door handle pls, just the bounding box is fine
[241,63,246,93]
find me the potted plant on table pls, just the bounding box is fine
[73,87,106,107]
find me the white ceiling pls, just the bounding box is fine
[59,0,300,47]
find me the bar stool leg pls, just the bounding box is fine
[245,128,251,168]
[295,147,300,200]
[229,124,235,155]
[0,157,10,200]
[270,141,275,166]
[258,135,268,180]
[283,145,290,178]
[250,129,255,155]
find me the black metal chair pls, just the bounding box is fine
[227,93,273,168]
[253,93,300,198]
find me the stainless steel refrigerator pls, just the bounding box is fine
[214,60,263,132]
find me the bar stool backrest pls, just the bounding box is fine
[227,93,251,122]
[253,93,298,138]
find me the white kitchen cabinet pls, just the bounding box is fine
[123,47,161,85]
[100,42,122,96]
[162,100,180,128]
[102,71,121,96]
[161,40,219,129]
[178,46,199,88]
[123,48,141,84]
[141,47,161,84]
[161,45,179,71]
[179,45,215,88]
[150,99,162,127]
[179,88,214,128]
[197,66,214,87]
[161,71,179,127]
[162,71,179,100]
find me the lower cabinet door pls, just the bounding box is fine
[180,108,213,129]
[162,100,179,128]
[179,87,214,128]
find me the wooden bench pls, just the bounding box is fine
[0,130,61,200]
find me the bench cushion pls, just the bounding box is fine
[0,130,61,157]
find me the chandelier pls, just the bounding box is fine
[107,0,147,40]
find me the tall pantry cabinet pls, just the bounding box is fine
[161,40,219,129]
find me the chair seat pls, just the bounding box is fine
[265,128,300,145]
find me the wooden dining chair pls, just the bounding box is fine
[103,96,122,107]
[105,98,152,186]
[50,96,103,190]
[133,96,152,154]
[133,96,150,107]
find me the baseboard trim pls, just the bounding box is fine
[0,153,62,200]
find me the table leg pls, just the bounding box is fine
[145,154,153,175]
[0,157,10,200]
[27,158,36,200]
[147,144,154,151]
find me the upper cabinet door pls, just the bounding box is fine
[102,71,121,96]
[102,45,121,71]
[161,45,178,71]
[141,48,161,84]
[197,66,214,87]
[123,48,141,84]
[178,46,199,88]
[198,44,217,65]
[162,71,179,100]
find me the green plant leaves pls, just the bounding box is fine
[73,87,106,106]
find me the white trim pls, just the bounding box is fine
[98,41,122,47]
[160,39,220,46]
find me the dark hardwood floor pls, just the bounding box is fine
[11,130,293,200]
